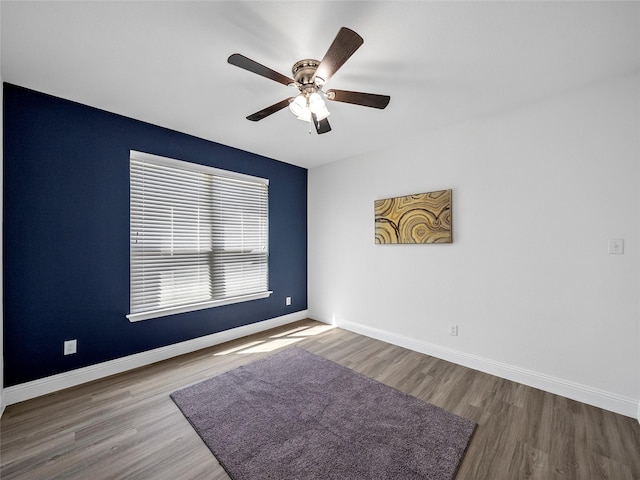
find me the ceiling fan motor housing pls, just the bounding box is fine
[292,59,322,93]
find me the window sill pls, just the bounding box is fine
[126,291,273,322]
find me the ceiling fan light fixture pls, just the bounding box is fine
[289,94,307,118]
[309,92,331,121]
[313,107,330,121]
[296,109,312,123]
[289,92,330,122]
[308,92,322,108]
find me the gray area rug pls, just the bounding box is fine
[171,347,476,479]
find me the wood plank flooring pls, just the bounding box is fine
[1,319,639,479]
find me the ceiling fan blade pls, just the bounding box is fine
[326,89,390,109]
[312,27,364,86]
[228,53,295,86]
[312,113,332,134]
[246,98,294,121]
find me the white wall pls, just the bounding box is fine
[308,73,640,418]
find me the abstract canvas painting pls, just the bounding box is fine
[375,189,452,244]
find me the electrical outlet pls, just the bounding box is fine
[448,325,458,336]
[285,296,292,306]
[64,339,77,355]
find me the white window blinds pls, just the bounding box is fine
[127,151,270,322]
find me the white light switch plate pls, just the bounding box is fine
[608,238,624,255]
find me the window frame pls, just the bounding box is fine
[127,150,271,322]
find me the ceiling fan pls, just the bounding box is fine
[228,27,390,134]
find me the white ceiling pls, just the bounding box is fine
[2,1,639,169]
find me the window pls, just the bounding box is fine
[127,151,270,322]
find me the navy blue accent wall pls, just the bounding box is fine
[3,84,308,387]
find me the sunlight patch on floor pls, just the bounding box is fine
[214,341,264,356]
[238,338,303,353]
[284,324,334,337]
[269,326,313,338]
[213,323,335,356]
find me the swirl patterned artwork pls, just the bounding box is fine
[375,189,452,244]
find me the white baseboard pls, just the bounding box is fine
[4,311,308,406]
[337,319,639,420]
